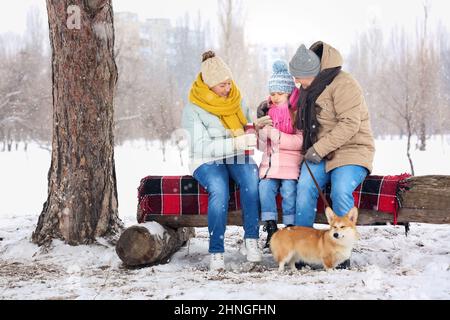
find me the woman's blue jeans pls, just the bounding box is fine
[193,156,260,253]
[295,160,368,227]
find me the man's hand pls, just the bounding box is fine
[254,115,273,130]
[305,146,322,164]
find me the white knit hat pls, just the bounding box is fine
[268,60,296,94]
[200,51,233,88]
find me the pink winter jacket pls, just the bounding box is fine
[257,126,303,180]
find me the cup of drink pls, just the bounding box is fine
[243,123,255,155]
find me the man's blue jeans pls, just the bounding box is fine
[259,179,296,225]
[295,160,368,227]
[193,156,260,253]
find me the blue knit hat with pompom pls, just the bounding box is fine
[268,60,296,94]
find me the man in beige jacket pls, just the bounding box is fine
[289,41,375,267]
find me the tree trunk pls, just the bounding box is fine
[32,0,123,246]
[116,223,195,267]
[160,142,167,162]
[178,147,184,166]
[418,122,427,151]
[406,113,415,176]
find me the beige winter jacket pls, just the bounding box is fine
[310,41,375,173]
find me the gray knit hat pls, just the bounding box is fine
[289,44,321,78]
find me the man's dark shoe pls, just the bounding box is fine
[296,259,351,270]
[336,259,351,270]
[295,261,307,269]
[263,220,278,248]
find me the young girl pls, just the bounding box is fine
[256,60,304,248]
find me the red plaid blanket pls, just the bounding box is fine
[316,174,411,224]
[137,174,411,224]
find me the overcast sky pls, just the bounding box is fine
[1,0,449,55]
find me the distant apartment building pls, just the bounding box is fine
[258,44,292,69]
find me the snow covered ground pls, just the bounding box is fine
[1,135,450,300]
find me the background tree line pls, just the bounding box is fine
[1,1,449,160]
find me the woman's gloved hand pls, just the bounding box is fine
[233,133,257,151]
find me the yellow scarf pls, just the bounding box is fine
[188,73,247,136]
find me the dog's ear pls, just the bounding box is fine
[347,207,358,224]
[325,207,335,224]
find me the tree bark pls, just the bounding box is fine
[116,223,195,267]
[32,0,123,246]
[399,175,450,210]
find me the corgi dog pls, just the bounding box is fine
[270,207,359,271]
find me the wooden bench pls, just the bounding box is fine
[116,175,450,267]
